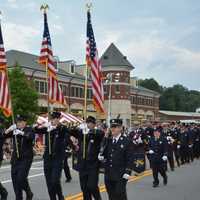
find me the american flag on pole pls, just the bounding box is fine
[39,12,66,106]
[86,10,105,113]
[0,21,12,117]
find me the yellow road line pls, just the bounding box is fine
[65,170,152,200]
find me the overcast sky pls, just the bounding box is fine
[1,0,200,90]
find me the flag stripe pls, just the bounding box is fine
[0,23,12,117]
[86,11,104,113]
[39,13,66,106]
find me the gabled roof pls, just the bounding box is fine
[100,43,134,69]
[6,50,40,70]
[5,50,85,80]
[131,85,160,96]
[159,110,200,117]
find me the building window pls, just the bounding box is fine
[70,63,75,74]
[87,89,93,99]
[74,87,79,97]
[34,80,47,94]
[133,96,137,104]
[40,81,45,94]
[70,86,84,98]
[115,85,120,94]
[80,88,84,98]
[131,96,138,104]
[71,87,75,97]
[35,81,39,92]
[141,98,144,105]
[45,82,47,94]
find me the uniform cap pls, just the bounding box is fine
[50,111,61,119]
[16,114,28,121]
[110,118,123,127]
[86,116,96,124]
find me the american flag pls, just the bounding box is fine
[86,11,104,113]
[39,12,66,106]
[0,22,12,117]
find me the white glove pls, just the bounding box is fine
[177,145,180,149]
[79,123,89,134]
[136,137,143,144]
[43,121,51,128]
[132,140,137,145]
[162,155,168,161]
[189,144,193,148]
[13,129,24,136]
[32,123,38,128]
[7,124,17,132]
[149,150,154,154]
[47,125,56,132]
[98,154,104,161]
[122,173,130,180]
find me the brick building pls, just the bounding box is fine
[6,43,160,127]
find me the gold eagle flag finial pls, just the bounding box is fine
[86,2,92,12]
[40,4,49,13]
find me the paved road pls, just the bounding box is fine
[1,159,200,200]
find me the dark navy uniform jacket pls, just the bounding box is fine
[35,124,69,160]
[148,136,168,164]
[70,128,104,173]
[0,128,4,162]
[103,134,133,181]
[178,131,189,147]
[5,126,35,161]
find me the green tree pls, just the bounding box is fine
[8,65,39,124]
[160,84,200,112]
[139,78,200,112]
[138,78,163,93]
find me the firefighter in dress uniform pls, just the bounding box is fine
[70,116,104,200]
[98,118,133,200]
[164,127,175,171]
[5,115,35,200]
[179,125,190,164]
[148,128,168,188]
[34,111,69,200]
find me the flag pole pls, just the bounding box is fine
[0,12,19,158]
[82,3,92,159]
[40,4,51,155]
[5,69,19,158]
[83,64,88,159]
[46,59,51,155]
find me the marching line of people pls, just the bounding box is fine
[0,112,200,200]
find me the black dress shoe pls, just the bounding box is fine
[58,195,65,200]
[163,176,168,185]
[26,192,33,200]
[153,182,159,188]
[65,178,72,183]
[1,190,8,200]
[1,192,8,200]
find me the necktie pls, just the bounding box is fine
[113,138,117,144]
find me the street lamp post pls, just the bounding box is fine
[68,76,74,113]
[106,72,120,127]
